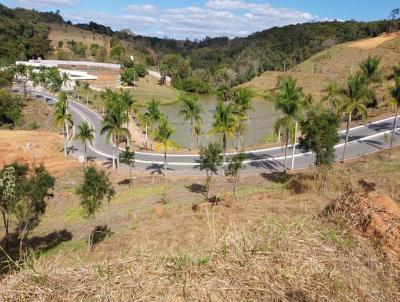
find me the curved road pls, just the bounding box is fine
[28,89,400,175]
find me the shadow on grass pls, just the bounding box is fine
[91,225,113,250]
[186,183,207,196]
[0,229,73,275]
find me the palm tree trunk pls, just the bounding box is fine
[390,105,399,150]
[84,142,87,162]
[222,134,227,174]
[127,110,130,148]
[284,130,289,173]
[116,144,120,170]
[112,142,116,170]
[291,122,298,171]
[63,125,68,158]
[342,113,352,163]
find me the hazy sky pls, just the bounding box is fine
[2,0,399,39]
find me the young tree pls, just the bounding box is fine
[199,143,223,199]
[0,166,16,251]
[210,101,236,172]
[155,118,175,179]
[76,167,115,252]
[340,73,370,162]
[390,77,400,149]
[54,92,73,158]
[120,147,135,188]
[273,77,305,172]
[300,108,340,191]
[14,165,55,257]
[225,153,246,200]
[179,93,203,151]
[75,121,94,162]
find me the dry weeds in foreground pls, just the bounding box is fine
[1,211,399,301]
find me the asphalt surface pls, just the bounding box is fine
[27,89,400,175]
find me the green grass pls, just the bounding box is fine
[64,203,86,223]
[115,184,172,204]
[39,239,86,258]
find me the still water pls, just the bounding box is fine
[145,95,279,149]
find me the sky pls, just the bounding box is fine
[1,0,399,39]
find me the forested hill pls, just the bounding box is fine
[0,4,54,65]
[1,3,400,92]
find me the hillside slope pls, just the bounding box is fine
[242,32,400,100]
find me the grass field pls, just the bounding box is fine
[1,143,400,300]
[242,32,400,104]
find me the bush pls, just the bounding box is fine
[135,63,147,77]
[0,90,22,128]
[120,68,137,86]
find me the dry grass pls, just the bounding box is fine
[242,32,400,106]
[18,97,57,132]
[0,129,80,176]
[48,23,111,59]
[1,146,400,300]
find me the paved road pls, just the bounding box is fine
[27,89,400,175]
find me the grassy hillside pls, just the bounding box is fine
[242,32,400,102]
[1,147,400,300]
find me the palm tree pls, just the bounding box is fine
[231,88,253,150]
[143,99,162,148]
[155,118,174,178]
[28,68,39,91]
[47,67,63,93]
[323,83,341,115]
[340,73,370,162]
[38,67,48,98]
[390,77,400,149]
[194,121,203,148]
[274,115,295,173]
[75,80,82,101]
[16,64,27,100]
[120,90,136,129]
[274,77,304,171]
[61,72,71,90]
[210,101,236,171]
[75,121,94,162]
[101,107,130,170]
[81,82,90,105]
[360,56,382,84]
[120,147,135,187]
[54,92,73,158]
[179,93,203,151]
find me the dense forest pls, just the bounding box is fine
[1,4,400,92]
[0,4,53,65]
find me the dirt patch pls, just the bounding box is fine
[0,130,79,176]
[325,188,400,259]
[348,32,400,50]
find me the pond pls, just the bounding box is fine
[143,94,280,149]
